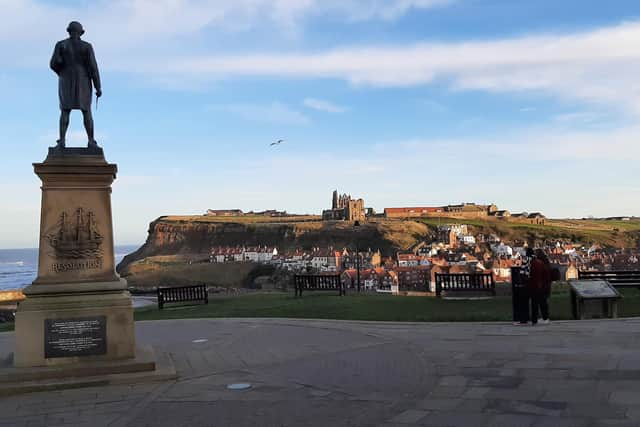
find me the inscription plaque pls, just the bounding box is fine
[44,316,107,358]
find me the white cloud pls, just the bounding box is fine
[317,0,453,21]
[214,102,310,125]
[0,0,450,48]
[303,98,348,113]
[3,1,638,117]
[151,21,640,115]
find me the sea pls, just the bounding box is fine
[0,245,140,291]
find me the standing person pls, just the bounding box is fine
[529,249,552,325]
[514,248,535,325]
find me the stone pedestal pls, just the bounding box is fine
[14,147,135,368]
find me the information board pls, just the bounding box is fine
[570,280,619,299]
[44,316,107,358]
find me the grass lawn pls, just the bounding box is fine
[2,288,640,332]
[133,288,640,323]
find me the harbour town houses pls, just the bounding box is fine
[210,246,277,263]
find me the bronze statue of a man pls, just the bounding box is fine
[50,21,102,148]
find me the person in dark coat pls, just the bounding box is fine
[514,247,534,325]
[529,249,552,325]
[50,21,102,148]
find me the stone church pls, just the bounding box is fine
[322,190,365,222]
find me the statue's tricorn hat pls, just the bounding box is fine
[66,21,85,35]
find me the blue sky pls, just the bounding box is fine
[1,0,640,248]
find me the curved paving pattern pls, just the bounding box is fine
[1,318,640,426]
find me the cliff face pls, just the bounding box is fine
[117,216,432,274]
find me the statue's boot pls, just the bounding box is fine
[88,139,99,148]
[55,139,66,149]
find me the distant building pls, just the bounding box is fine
[437,227,458,248]
[566,263,579,280]
[379,269,399,293]
[384,207,445,218]
[445,203,496,218]
[384,203,498,219]
[491,210,511,218]
[342,249,381,269]
[206,209,244,216]
[438,224,468,236]
[493,243,513,257]
[527,212,546,225]
[459,235,476,245]
[397,253,419,267]
[247,209,289,217]
[322,190,365,222]
[395,266,431,292]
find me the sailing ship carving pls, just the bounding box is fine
[47,208,103,259]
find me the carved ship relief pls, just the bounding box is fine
[47,208,103,259]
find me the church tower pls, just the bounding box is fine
[332,190,338,210]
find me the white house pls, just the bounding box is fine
[258,247,278,262]
[493,243,513,257]
[244,247,260,262]
[460,235,476,245]
[232,248,244,262]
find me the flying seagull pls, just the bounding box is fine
[270,139,284,147]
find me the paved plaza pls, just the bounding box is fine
[1,317,640,426]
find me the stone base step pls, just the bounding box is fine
[0,345,176,396]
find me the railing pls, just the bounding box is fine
[293,274,344,296]
[435,272,495,297]
[157,284,208,309]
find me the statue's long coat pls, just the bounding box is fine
[50,39,101,111]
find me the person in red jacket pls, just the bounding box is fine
[528,249,552,325]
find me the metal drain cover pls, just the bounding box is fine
[227,383,252,390]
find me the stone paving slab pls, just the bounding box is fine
[1,317,640,426]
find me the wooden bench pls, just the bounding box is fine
[294,274,344,297]
[435,272,495,297]
[157,284,208,309]
[578,270,640,288]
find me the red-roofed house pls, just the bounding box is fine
[395,265,431,291]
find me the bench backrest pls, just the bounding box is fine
[435,273,495,296]
[294,274,343,295]
[578,270,640,286]
[157,284,208,309]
